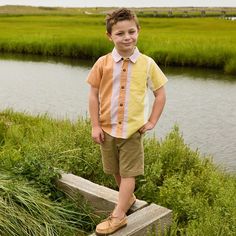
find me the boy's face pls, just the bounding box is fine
[107,19,139,57]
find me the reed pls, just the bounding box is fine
[0,171,90,236]
[0,13,235,75]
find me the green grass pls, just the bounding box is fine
[0,10,235,75]
[0,170,97,236]
[0,109,236,235]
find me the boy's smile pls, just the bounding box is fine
[107,19,139,58]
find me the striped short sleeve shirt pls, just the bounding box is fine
[87,47,168,139]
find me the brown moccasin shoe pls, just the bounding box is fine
[95,215,127,235]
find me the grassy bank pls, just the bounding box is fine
[0,110,101,235]
[0,8,235,75]
[0,109,236,235]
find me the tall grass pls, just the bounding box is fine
[1,109,236,235]
[0,13,235,75]
[0,171,92,236]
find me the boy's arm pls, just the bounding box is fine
[89,86,104,144]
[139,86,166,134]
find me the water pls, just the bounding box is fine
[224,16,236,20]
[0,56,90,120]
[0,56,236,173]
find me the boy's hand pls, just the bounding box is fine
[139,121,155,134]
[92,126,104,144]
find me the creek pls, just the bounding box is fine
[0,56,235,173]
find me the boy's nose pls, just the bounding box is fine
[124,33,131,40]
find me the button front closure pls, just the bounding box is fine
[116,58,129,137]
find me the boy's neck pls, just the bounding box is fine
[116,47,136,58]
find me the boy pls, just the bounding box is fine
[87,8,167,235]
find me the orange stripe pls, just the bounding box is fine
[99,55,113,134]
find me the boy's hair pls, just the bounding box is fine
[106,8,140,34]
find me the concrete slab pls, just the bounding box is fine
[57,173,148,213]
[57,173,172,235]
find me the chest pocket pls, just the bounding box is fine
[130,57,152,94]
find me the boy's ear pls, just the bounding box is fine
[106,31,113,41]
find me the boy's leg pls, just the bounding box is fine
[112,177,135,218]
[96,132,142,235]
[95,177,135,235]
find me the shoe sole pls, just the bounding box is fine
[95,223,127,236]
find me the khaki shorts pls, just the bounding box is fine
[100,131,144,178]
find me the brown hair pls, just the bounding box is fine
[106,8,140,34]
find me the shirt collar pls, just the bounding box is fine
[112,47,140,63]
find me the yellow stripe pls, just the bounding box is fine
[127,56,148,136]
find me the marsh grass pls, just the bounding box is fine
[0,11,235,75]
[0,171,94,236]
[1,109,236,235]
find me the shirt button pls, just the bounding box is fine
[118,121,122,124]
[123,68,126,72]
[121,86,125,89]
[120,103,123,107]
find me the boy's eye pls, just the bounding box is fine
[116,32,124,36]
